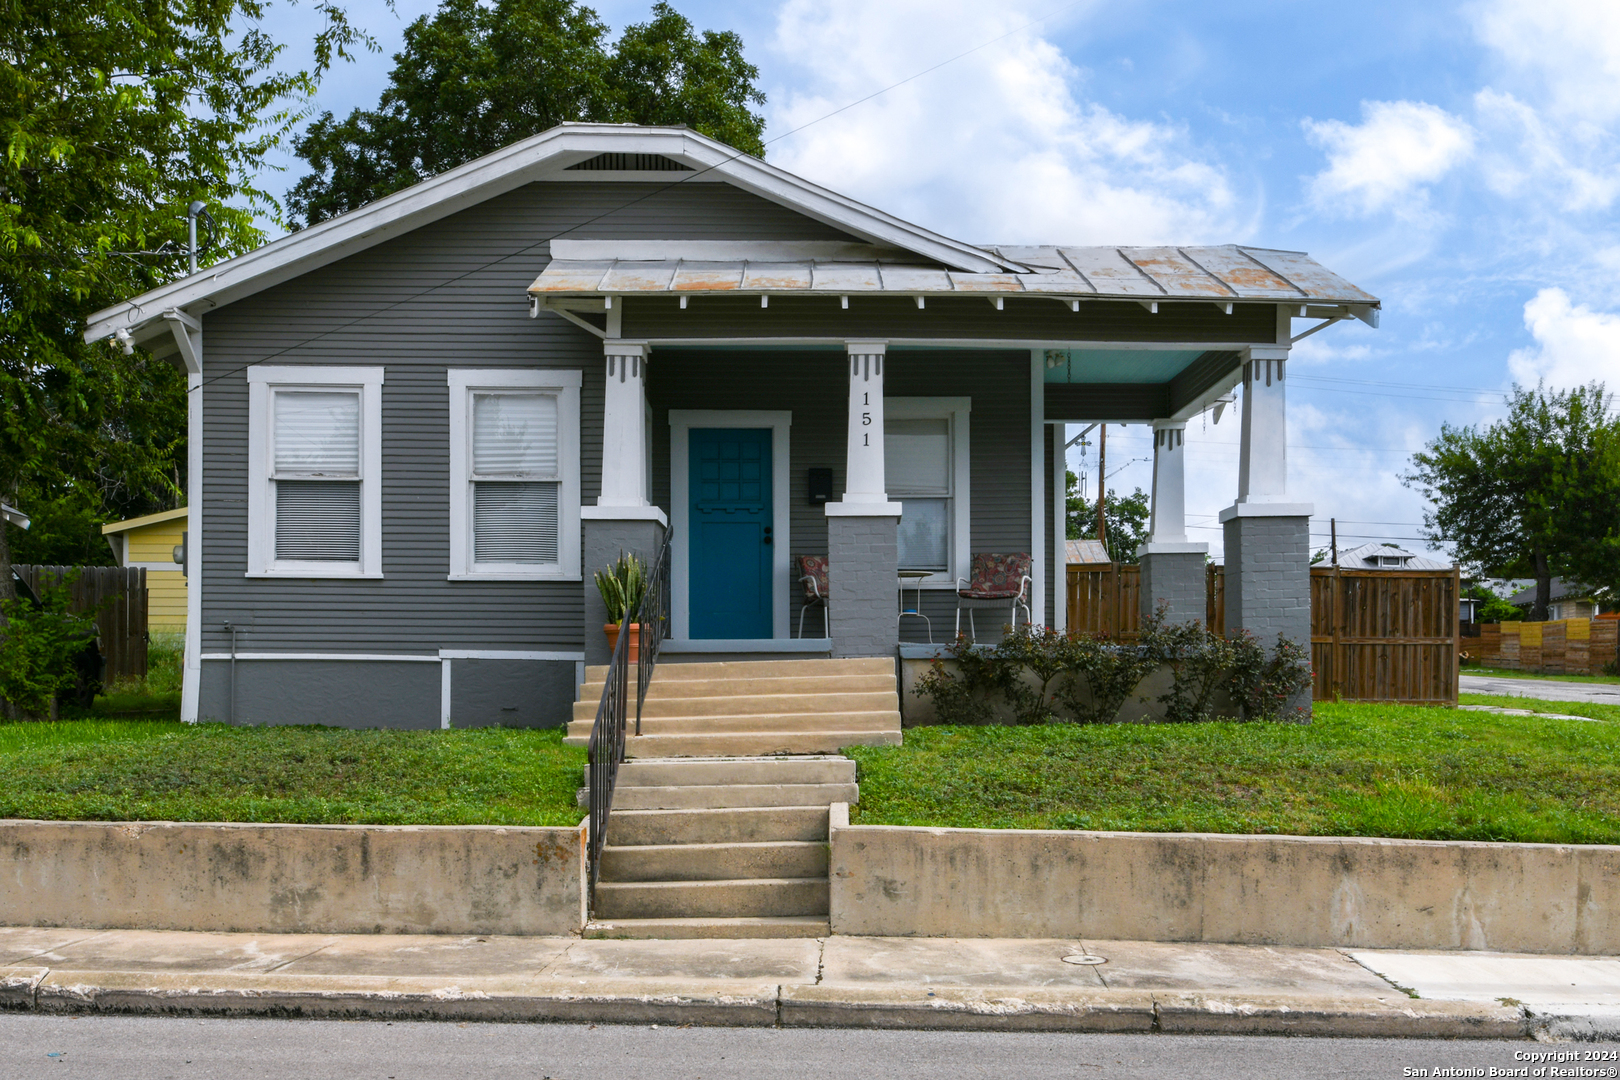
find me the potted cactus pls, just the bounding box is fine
[595,552,648,661]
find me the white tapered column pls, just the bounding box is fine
[840,342,890,504]
[827,340,901,657]
[596,341,650,509]
[1148,420,1190,544]
[1139,418,1206,624]
[1236,346,1290,504]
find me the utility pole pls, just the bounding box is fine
[186,201,206,275]
[1095,424,1107,549]
[1331,518,1338,566]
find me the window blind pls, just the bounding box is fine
[274,391,359,476]
[276,480,361,561]
[887,418,952,571]
[471,392,560,563]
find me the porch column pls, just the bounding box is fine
[826,341,902,658]
[1138,419,1208,626]
[581,339,666,666]
[1219,341,1313,708]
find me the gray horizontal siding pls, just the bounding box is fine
[645,347,1032,643]
[199,181,859,657]
[623,295,1277,345]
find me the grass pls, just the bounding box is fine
[844,698,1620,844]
[1461,665,1620,685]
[1458,692,1620,723]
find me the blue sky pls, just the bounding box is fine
[255,0,1620,562]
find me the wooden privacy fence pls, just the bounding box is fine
[1471,617,1619,676]
[1066,561,1460,704]
[10,565,148,682]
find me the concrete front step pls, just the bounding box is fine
[598,841,828,882]
[565,711,901,738]
[583,657,893,683]
[604,756,856,788]
[592,877,830,920]
[607,805,829,846]
[582,915,829,939]
[606,782,858,810]
[571,691,900,722]
[567,730,900,756]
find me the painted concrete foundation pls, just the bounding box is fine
[827,808,1620,954]
[583,518,666,666]
[827,513,899,659]
[0,821,587,936]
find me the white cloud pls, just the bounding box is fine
[1507,288,1620,387]
[1473,0,1620,124]
[763,0,1244,245]
[1302,101,1474,218]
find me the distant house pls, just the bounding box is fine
[102,508,187,633]
[1333,542,1451,571]
[1509,578,1601,621]
[1065,539,1112,566]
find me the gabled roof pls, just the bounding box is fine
[85,124,1023,348]
[1509,578,1594,606]
[1334,542,1451,571]
[1066,539,1112,565]
[101,506,188,535]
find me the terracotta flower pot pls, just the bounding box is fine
[603,622,641,663]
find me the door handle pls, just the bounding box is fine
[763,526,773,546]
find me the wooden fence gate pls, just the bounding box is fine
[10,565,149,682]
[1066,561,1459,703]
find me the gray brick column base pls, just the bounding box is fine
[1222,511,1312,714]
[1138,548,1209,626]
[583,517,666,667]
[827,513,899,659]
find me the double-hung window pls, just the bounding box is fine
[448,369,581,580]
[885,397,970,586]
[246,366,384,577]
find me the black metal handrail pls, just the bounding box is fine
[586,531,672,908]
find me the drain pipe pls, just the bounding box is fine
[222,621,238,723]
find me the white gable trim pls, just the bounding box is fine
[86,126,1014,347]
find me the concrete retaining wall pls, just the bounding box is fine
[0,821,587,936]
[828,807,1619,954]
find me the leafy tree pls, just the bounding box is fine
[1462,583,1524,624]
[288,0,767,226]
[1066,472,1151,563]
[0,0,372,597]
[1404,382,1620,620]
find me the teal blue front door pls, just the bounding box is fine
[689,428,773,639]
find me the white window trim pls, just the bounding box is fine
[246,365,384,579]
[448,368,582,581]
[886,397,970,589]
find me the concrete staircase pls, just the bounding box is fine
[565,657,902,756]
[571,657,901,938]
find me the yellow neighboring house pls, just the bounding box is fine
[102,507,187,633]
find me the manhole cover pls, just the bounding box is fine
[1061,954,1107,966]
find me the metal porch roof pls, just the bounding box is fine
[529,242,1380,310]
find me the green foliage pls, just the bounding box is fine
[0,0,373,579]
[0,576,97,717]
[1139,612,1236,723]
[0,722,585,826]
[1229,633,1314,722]
[1405,382,1620,619]
[913,635,1000,726]
[1066,474,1151,564]
[845,698,1620,843]
[1054,632,1158,725]
[594,551,647,623]
[992,625,1072,724]
[288,0,767,226]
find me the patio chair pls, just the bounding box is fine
[797,554,830,638]
[956,552,1033,640]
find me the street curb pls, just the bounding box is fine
[2,967,1537,1037]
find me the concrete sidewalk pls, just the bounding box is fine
[1461,673,1620,705]
[2,927,1616,1040]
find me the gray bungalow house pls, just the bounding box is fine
[87,124,1379,729]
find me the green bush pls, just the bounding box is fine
[1054,632,1157,725]
[0,577,98,719]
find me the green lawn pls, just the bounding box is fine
[844,699,1620,844]
[1462,665,1620,685]
[0,719,586,826]
[1458,692,1620,723]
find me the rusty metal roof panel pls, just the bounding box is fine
[1178,246,1303,298]
[1056,247,1165,296]
[810,262,884,291]
[947,271,1024,292]
[598,260,679,292]
[528,260,614,293]
[879,266,955,292]
[671,262,746,291]
[1121,246,1235,297]
[741,262,813,290]
[1238,247,1379,304]
[1016,271,1094,293]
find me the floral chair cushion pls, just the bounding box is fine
[959,552,1032,600]
[798,554,830,600]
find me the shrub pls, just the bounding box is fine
[1140,611,1236,723]
[1054,633,1157,724]
[914,634,999,725]
[994,625,1071,724]
[1230,631,1313,722]
[0,577,98,719]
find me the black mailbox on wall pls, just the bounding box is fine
[807,467,834,506]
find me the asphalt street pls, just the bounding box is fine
[1461,673,1620,704]
[1,1015,1614,1080]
